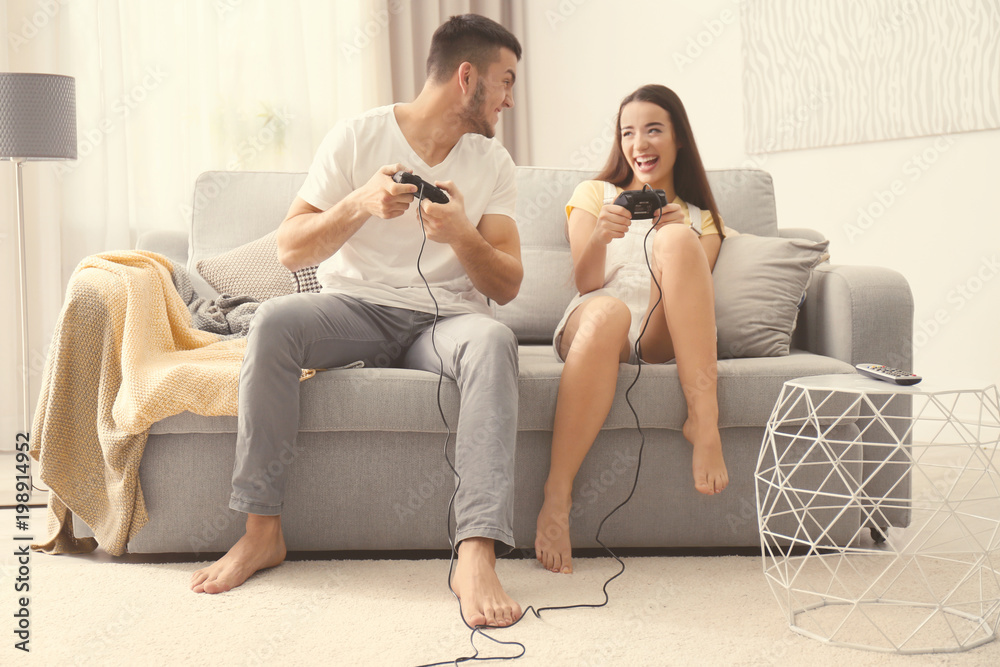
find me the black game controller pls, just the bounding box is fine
[392,171,450,205]
[613,189,668,220]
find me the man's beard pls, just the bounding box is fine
[459,79,494,138]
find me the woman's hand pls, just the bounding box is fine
[652,202,685,229]
[590,203,633,245]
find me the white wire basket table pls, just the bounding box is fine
[756,374,1000,654]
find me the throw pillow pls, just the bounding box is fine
[196,230,295,301]
[294,266,321,293]
[713,234,830,358]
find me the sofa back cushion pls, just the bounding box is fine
[187,168,780,342]
[187,171,308,273]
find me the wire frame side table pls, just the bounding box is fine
[755,374,1000,654]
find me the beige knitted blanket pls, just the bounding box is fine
[29,251,249,556]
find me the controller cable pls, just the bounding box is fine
[413,183,664,666]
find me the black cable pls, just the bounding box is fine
[412,189,529,666]
[414,188,665,667]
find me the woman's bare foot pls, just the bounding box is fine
[683,418,729,495]
[535,487,574,573]
[190,514,286,594]
[451,537,523,628]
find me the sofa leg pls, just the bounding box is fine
[870,526,889,544]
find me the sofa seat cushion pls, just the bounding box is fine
[149,347,856,437]
[516,346,857,430]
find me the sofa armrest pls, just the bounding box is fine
[797,263,914,371]
[136,230,189,267]
[796,263,915,532]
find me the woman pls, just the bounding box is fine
[535,84,729,574]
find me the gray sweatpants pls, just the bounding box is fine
[229,292,519,550]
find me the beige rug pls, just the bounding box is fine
[11,545,999,666]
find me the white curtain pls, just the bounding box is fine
[0,0,382,444]
[0,0,527,446]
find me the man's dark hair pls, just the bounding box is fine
[426,14,522,83]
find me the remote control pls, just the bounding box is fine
[392,171,449,204]
[613,189,668,220]
[855,363,922,385]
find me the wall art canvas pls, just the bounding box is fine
[741,0,1000,153]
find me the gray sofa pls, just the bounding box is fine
[75,167,914,554]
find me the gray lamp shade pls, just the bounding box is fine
[0,72,77,160]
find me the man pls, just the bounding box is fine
[190,14,524,628]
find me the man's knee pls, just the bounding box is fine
[247,295,311,343]
[459,320,518,365]
[246,298,281,345]
[476,320,517,351]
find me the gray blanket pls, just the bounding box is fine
[171,264,259,338]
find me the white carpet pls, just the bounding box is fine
[13,549,1000,666]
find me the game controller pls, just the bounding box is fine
[392,171,450,204]
[613,188,668,220]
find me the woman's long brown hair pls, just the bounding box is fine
[595,84,724,237]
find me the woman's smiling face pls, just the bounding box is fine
[619,100,680,189]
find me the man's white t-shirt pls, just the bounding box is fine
[297,104,518,316]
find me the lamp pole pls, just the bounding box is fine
[14,157,30,434]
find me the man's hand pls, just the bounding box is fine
[417,180,476,245]
[356,164,418,220]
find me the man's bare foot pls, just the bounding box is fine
[190,514,286,594]
[451,537,523,628]
[683,418,729,495]
[535,486,574,573]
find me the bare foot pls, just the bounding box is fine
[451,537,523,628]
[535,488,574,573]
[683,418,729,495]
[190,514,286,594]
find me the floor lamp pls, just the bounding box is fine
[0,73,77,454]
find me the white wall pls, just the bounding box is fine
[523,0,1000,390]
